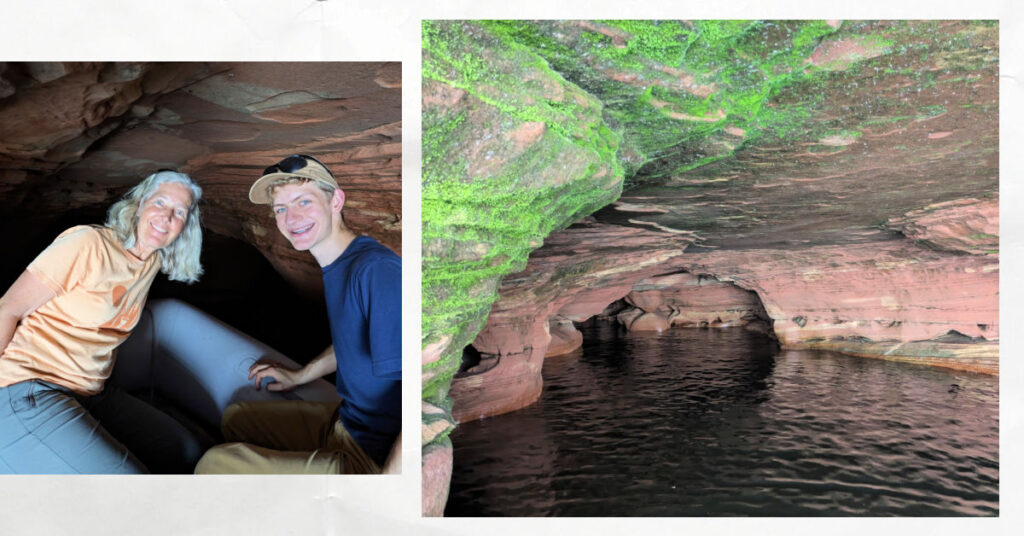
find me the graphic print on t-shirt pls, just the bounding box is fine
[112,285,127,307]
[103,283,144,330]
[0,226,160,395]
[101,300,142,331]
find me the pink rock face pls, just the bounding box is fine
[624,272,767,329]
[683,240,998,372]
[422,443,454,517]
[886,198,998,256]
[448,344,544,424]
[449,220,692,422]
[625,311,671,332]
[452,201,998,424]
[808,36,888,70]
[546,317,584,356]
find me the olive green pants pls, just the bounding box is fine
[194,400,379,474]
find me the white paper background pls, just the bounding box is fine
[0,1,1019,534]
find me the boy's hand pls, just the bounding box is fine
[249,361,302,391]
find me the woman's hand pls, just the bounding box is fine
[248,361,303,392]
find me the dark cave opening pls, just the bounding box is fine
[455,344,500,378]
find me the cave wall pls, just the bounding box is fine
[617,272,771,332]
[420,22,625,511]
[420,20,998,515]
[450,219,692,423]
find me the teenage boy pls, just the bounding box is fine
[195,154,401,474]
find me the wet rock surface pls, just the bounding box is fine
[450,219,692,422]
[682,240,998,373]
[421,20,998,514]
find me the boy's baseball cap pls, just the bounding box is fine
[249,154,338,204]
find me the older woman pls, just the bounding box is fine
[0,170,205,474]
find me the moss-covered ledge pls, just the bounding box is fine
[420,19,998,515]
[475,20,841,183]
[421,20,624,514]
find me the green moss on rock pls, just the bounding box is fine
[420,17,999,455]
[469,20,841,184]
[422,20,623,429]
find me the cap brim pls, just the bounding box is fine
[249,172,294,204]
[249,171,340,204]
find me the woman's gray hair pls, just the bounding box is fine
[105,170,204,283]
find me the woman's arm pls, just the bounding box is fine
[0,270,56,356]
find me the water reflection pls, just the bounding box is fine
[446,323,998,516]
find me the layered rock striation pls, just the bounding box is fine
[421,21,624,512]
[0,62,401,298]
[683,240,998,373]
[616,271,771,333]
[421,20,998,515]
[450,219,693,422]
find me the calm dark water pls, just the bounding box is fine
[445,322,999,516]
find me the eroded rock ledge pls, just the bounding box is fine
[421,20,998,515]
[449,195,998,423]
[450,220,692,422]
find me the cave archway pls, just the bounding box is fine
[421,20,999,515]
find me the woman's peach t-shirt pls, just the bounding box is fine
[0,226,160,396]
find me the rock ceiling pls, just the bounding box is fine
[0,61,402,301]
[420,20,1000,515]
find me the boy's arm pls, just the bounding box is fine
[249,345,337,391]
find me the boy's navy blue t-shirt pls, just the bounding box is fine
[322,235,401,466]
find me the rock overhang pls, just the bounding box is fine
[0,61,401,294]
[419,19,999,515]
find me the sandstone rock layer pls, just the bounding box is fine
[0,62,401,303]
[421,20,998,515]
[450,220,692,422]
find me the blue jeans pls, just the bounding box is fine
[0,298,339,474]
[0,379,207,474]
